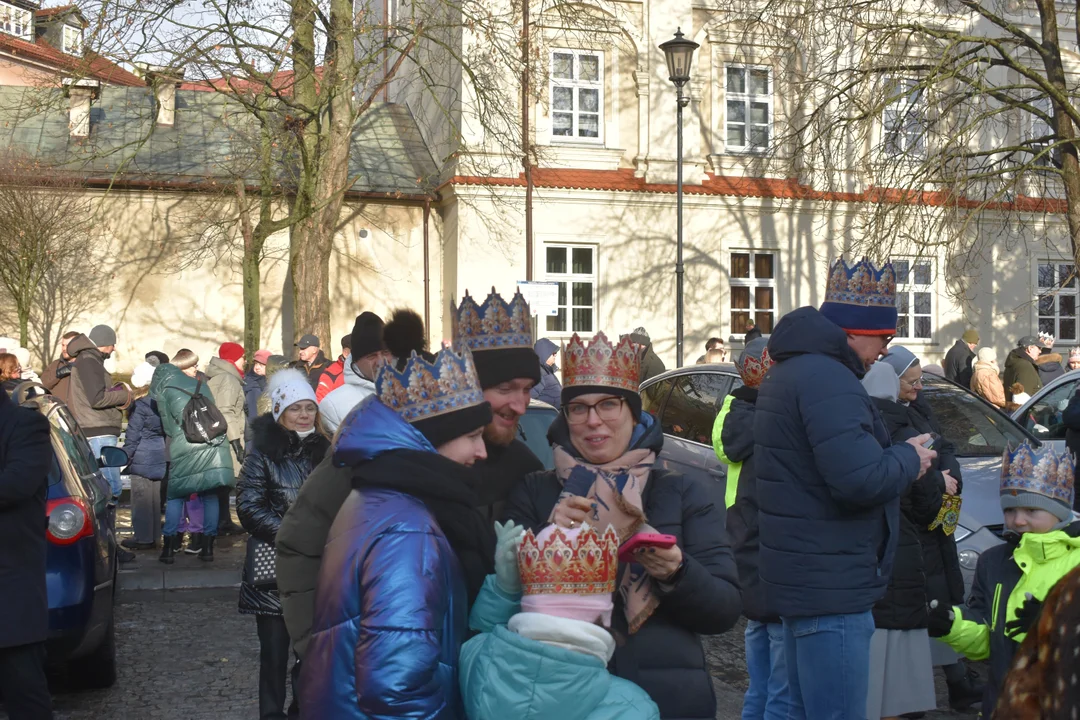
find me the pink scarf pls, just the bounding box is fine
[550,445,659,633]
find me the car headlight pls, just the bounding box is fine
[958,549,980,571]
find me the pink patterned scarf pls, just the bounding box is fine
[550,445,659,633]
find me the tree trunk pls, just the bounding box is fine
[18,306,28,348]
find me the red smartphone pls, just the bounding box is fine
[618,533,677,564]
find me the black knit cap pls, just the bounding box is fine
[473,347,542,390]
[411,402,493,448]
[562,385,642,421]
[351,312,386,358]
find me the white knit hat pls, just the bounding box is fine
[130,361,155,389]
[267,368,317,420]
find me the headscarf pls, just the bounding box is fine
[881,345,919,377]
[862,362,900,402]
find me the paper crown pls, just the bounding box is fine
[452,288,533,352]
[1000,442,1076,508]
[519,524,620,597]
[562,332,643,392]
[375,344,485,423]
[737,342,773,389]
[819,257,899,336]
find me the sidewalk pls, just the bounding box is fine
[115,505,246,591]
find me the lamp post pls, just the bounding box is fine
[659,28,698,368]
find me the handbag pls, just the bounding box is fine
[243,536,278,590]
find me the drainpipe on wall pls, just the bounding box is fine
[423,198,431,335]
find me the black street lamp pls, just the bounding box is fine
[659,28,698,368]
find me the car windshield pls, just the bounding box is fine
[920,378,1035,457]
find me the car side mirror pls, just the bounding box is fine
[99,446,129,468]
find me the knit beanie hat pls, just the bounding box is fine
[130,361,155,389]
[145,351,169,367]
[962,328,980,344]
[89,324,117,347]
[978,347,998,364]
[351,312,386,358]
[1000,442,1075,522]
[267,368,318,421]
[519,524,618,626]
[881,345,919,377]
[818,258,898,336]
[218,342,245,364]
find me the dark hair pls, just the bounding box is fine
[706,337,724,350]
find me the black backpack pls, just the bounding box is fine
[172,380,228,444]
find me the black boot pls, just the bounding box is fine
[174,532,186,553]
[185,532,203,555]
[199,536,215,562]
[947,667,984,711]
[159,537,176,565]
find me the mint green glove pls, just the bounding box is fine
[494,520,526,595]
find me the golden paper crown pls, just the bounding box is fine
[519,524,620,596]
[561,332,643,392]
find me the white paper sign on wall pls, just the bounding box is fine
[516,281,560,317]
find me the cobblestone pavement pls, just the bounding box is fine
[2,591,981,720]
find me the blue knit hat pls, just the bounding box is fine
[819,258,898,336]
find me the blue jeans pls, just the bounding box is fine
[89,435,121,497]
[743,620,792,720]
[782,611,875,720]
[164,492,220,537]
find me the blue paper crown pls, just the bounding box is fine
[453,287,533,351]
[1001,442,1075,508]
[819,257,899,334]
[375,344,485,423]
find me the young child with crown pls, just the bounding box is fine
[460,522,660,720]
[928,441,1080,712]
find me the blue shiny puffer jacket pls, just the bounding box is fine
[299,397,469,720]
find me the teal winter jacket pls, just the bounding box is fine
[460,618,660,720]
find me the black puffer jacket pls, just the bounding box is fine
[237,414,330,615]
[503,414,742,720]
[871,398,943,629]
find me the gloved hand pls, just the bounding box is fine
[1005,592,1043,639]
[927,599,955,638]
[493,520,526,595]
[230,439,244,464]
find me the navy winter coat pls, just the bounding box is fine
[754,306,921,618]
[530,338,562,408]
[122,396,167,480]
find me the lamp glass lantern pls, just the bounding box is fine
[659,28,699,88]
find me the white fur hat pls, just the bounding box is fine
[267,368,317,420]
[130,361,155,389]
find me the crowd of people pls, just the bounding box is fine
[6,265,1080,720]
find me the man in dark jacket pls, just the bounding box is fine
[243,349,270,449]
[713,337,790,717]
[0,385,54,719]
[629,327,666,380]
[943,328,979,387]
[744,320,763,343]
[1003,336,1044,401]
[754,258,934,719]
[68,325,132,500]
[530,338,562,408]
[294,334,329,391]
[41,330,80,405]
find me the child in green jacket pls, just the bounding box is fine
[929,441,1080,713]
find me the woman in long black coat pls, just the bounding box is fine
[236,369,329,720]
[503,331,742,720]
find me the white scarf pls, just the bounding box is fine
[507,612,615,664]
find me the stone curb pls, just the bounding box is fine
[118,568,241,591]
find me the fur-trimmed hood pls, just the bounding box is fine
[250,412,330,463]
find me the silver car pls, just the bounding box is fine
[1011,369,1080,452]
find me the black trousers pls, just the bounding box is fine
[0,642,52,720]
[218,486,237,529]
[255,615,299,720]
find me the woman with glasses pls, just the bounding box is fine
[881,346,983,711]
[503,331,741,720]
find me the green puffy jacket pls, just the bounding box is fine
[150,364,235,499]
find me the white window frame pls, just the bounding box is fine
[62,25,83,55]
[549,49,604,145]
[1036,260,1079,343]
[0,1,32,40]
[543,243,598,336]
[1027,96,1058,169]
[891,257,934,341]
[724,65,772,154]
[729,251,777,335]
[881,77,926,159]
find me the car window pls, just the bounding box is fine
[920,383,1033,456]
[48,406,99,478]
[641,379,673,418]
[519,406,558,470]
[661,373,734,445]
[1018,380,1080,440]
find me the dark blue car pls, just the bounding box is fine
[17,387,127,689]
